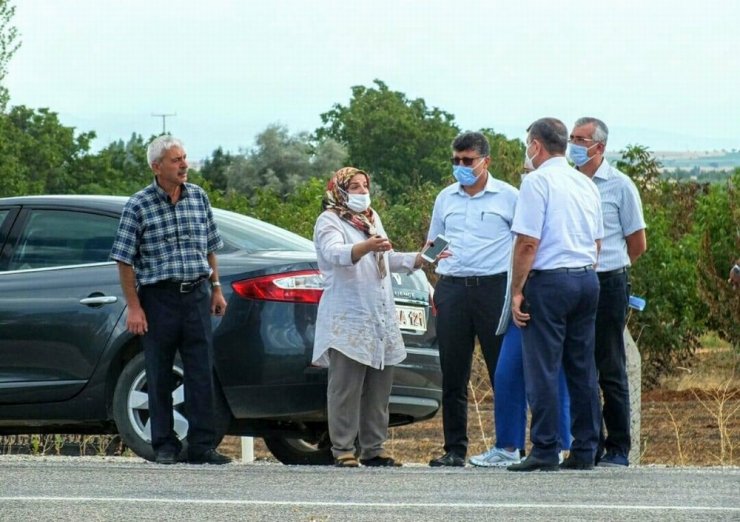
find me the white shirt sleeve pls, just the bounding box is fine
[314,212,355,266]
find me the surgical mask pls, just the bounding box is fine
[347,193,371,212]
[452,158,485,186]
[568,143,598,167]
[339,187,371,212]
[524,142,536,171]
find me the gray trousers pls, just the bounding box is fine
[327,349,395,460]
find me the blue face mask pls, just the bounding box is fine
[452,158,485,186]
[568,143,597,167]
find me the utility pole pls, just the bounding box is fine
[152,112,176,134]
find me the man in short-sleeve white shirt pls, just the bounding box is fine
[507,118,603,472]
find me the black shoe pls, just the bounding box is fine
[429,452,465,467]
[188,449,232,465]
[154,450,178,465]
[597,450,629,467]
[360,455,402,467]
[560,454,594,470]
[507,455,559,472]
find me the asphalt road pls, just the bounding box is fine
[0,456,738,521]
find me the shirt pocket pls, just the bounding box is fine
[442,211,466,236]
[187,216,209,253]
[477,211,511,239]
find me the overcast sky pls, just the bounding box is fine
[6,0,739,160]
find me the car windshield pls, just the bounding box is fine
[213,208,314,254]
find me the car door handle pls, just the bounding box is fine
[79,296,118,305]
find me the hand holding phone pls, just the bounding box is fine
[421,234,450,262]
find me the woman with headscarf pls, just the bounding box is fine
[312,167,443,467]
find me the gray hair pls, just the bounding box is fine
[146,135,185,167]
[527,118,568,155]
[452,131,490,157]
[574,117,609,144]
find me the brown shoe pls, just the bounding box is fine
[334,454,359,467]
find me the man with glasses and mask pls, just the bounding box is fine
[568,117,647,467]
[427,131,518,467]
[507,118,603,472]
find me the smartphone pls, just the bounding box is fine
[421,234,450,262]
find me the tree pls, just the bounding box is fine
[0,106,95,196]
[224,124,347,198]
[317,79,459,200]
[616,145,706,384]
[695,169,740,348]
[0,0,19,110]
[79,133,152,194]
[480,128,526,187]
[200,147,234,192]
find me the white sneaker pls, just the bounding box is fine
[470,447,521,467]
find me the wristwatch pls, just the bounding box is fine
[211,280,222,289]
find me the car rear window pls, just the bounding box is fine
[213,209,314,253]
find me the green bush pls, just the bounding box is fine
[695,170,739,349]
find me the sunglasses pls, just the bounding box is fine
[450,156,485,166]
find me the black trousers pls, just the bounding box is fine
[139,283,216,457]
[433,274,506,457]
[595,270,631,456]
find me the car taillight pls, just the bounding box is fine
[232,270,324,304]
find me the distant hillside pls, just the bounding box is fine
[606,150,740,174]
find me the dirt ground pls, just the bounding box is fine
[220,347,739,467]
[219,386,739,467]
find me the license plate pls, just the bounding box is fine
[396,305,427,333]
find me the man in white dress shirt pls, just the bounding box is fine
[507,118,604,472]
[427,131,519,467]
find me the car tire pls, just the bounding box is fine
[263,431,334,465]
[112,352,232,462]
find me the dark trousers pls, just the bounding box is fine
[434,275,506,457]
[521,270,601,464]
[139,283,216,457]
[596,270,631,455]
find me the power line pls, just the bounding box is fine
[151,113,176,134]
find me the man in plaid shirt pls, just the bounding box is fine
[110,135,231,465]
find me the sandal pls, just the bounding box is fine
[334,454,359,468]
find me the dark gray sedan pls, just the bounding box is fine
[0,195,441,464]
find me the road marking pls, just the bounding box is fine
[1,497,738,512]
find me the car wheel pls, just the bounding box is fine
[263,431,334,465]
[112,352,232,461]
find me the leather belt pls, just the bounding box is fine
[598,266,629,278]
[439,273,506,287]
[531,265,594,275]
[146,277,207,293]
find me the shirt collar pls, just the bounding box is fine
[151,179,188,203]
[593,158,612,181]
[455,172,501,197]
[539,156,569,169]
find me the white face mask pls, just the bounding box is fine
[345,192,371,213]
[524,141,536,171]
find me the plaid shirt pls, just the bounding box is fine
[110,181,223,285]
